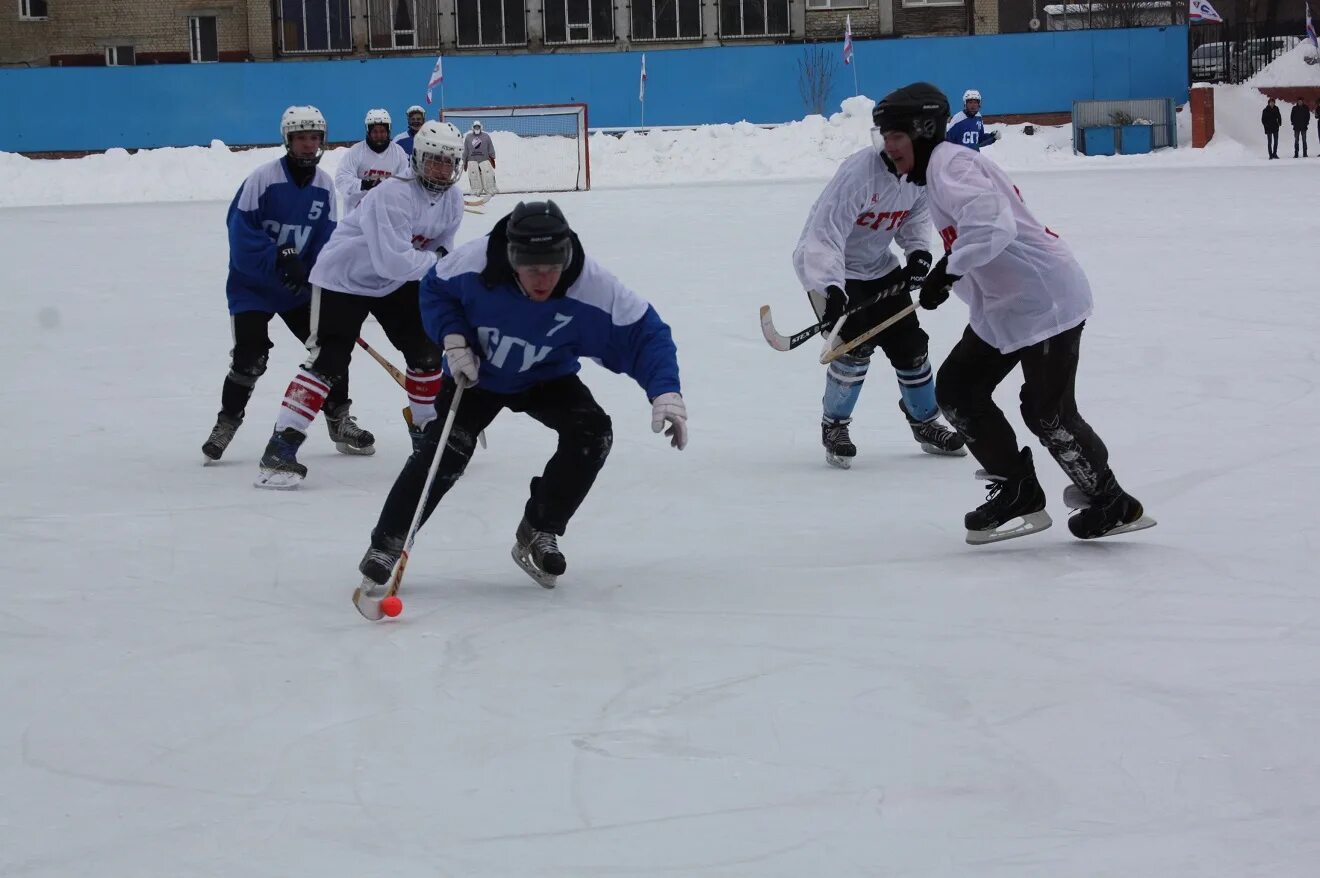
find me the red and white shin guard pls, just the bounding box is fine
[275,368,331,434]
[406,369,442,430]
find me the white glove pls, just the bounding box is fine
[650,392,687,451]
[443,334,480,388]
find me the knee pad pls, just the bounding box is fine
[407,347,443,373]
[878,327,930,370]
[227,350,268,387]
[575,410,614,465]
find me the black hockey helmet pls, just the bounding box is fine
[506,200,573,268]
[873,82,950,184]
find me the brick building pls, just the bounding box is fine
[0,0,1057,68]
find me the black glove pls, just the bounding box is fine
[821,284,850,327]
[918,256,959,311]
[360,178,380,191]
[275,246,308,293]
[904,250,933,292]
[982,131,999,147]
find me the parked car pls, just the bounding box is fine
[1191,41,1231,81]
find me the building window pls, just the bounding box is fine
[189,15,218,62]
[806,0,867,8]
[280,0,353,53]
[719,0,791,38]
[901,0,963,7]
[19,0,49,19]
[104,45,135,65]
[455,0,526,47]
[544,0,614,44]
[631,0,702,40]
[367,0,441,50]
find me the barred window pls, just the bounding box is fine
[719,0,791,38]
[544,0,615,44]
[279,0,353,54]
[20,0,49,20]
[104,45,135,65]
[455,0,527,47]
[368,0,441,49]
[631,0,702,40]
[806,0,867,8]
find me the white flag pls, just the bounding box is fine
[1188,0,1223,23]
[639,53,647,102]
[425,55,444,105]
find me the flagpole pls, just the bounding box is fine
[852,54,860,98]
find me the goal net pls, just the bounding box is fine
[441,103,590,194]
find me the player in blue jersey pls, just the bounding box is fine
[202,106,374,462]
[945,89,999,152]
[357,200,687,590]
[393,105,427,157]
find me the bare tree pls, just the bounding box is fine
[797,45,838,118]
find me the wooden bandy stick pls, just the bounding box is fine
[819,303,919,365]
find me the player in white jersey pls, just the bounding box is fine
[256,121,468,488]
[462,121,497,196]
[793,142,964,468]
[335,108,410,215]
[875,82,1153,544]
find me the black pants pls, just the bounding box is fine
[935,322,1112,495]
[1295,128,1308,157]
[306,282,441,387]
[809,269,929,368]
[222,305,348,419]
[1266,130,1279,158]
[372,374,614,547]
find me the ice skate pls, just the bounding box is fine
[202,412,242,463]
[965,449,1052,545]
[1065,476,1156,539]
[822,417,857,469]
[511,517,565,589]
[900,400,967,457]
[359,543,402,587]
[325,402,375,456]
[254,427,308,489]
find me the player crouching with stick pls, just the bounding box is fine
[358,201,687,591]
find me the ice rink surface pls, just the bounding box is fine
[3,162,1318,877]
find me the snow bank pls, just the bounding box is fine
[1247,40,1320,88]
[0,92,1274,209]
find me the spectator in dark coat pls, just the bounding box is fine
[1291,99,1311,158]
[1262,98,1281,159]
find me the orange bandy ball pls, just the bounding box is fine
[380,595,403,618]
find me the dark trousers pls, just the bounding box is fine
[1295,128,1308,157]
[935,322,1113,495]
[372,374,614,547]
[222,306,348,419]
[1266,130,1279,158]
[306,282,441,386]
[809,269,929,368]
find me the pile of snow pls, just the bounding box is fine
[0,93,1276,210]
[1247,39,1320,87]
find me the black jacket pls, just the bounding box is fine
[1291,104,1311,130]
[1262,105,1282,133]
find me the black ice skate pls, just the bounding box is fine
[325,402,375,456]
[965,448,1052,545]
[822,417,857,469]
[511,517,566,589]
[900,401,967,457]
[358,542,403,588]
[202,411,242,463]
[1064,474,1156,539]
[254,427,308,489]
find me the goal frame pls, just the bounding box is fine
[441,102,591,192]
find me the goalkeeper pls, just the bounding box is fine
[463,120,497,197]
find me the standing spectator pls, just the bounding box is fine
[1291,98,1310,158]
[1262,97,1281,160]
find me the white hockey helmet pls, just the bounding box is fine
[280,105,327,168]
[406,105,426,117]
[411,120,464,194]
[963,89,982,104]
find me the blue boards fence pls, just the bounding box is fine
[0,26,1188,153]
